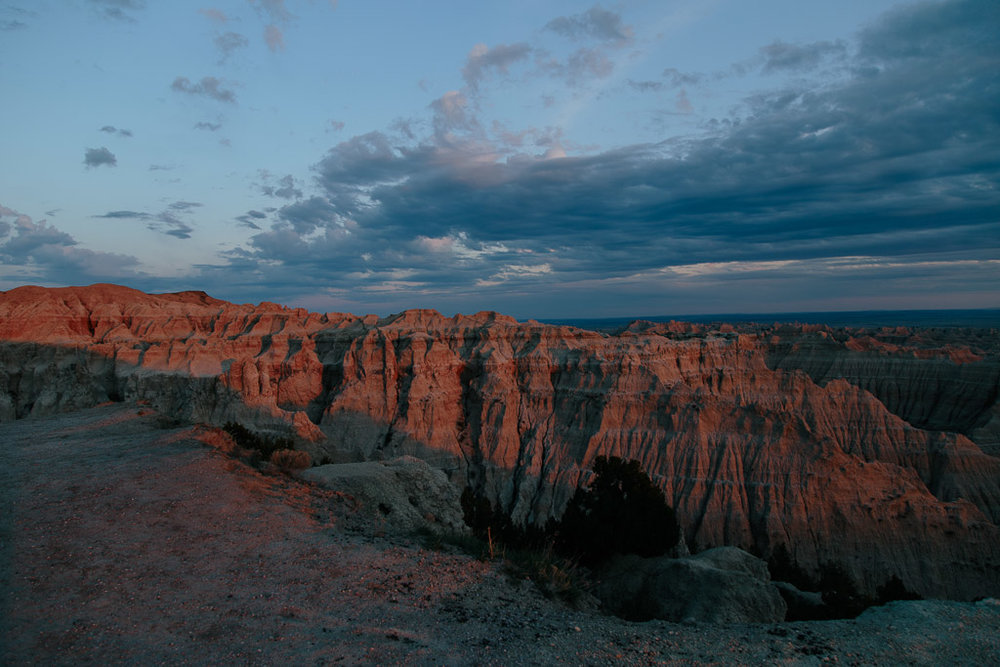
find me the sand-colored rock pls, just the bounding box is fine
[300,456,468,534]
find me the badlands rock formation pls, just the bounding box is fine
[596,547,787,624]
[2,284,999,601]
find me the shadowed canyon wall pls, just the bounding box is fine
[2,284,999,600]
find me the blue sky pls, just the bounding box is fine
[1,0,998,318]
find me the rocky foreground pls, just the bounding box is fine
[2,404,998,665]
[1,284,1000,603]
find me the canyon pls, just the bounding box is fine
[2,283,999,602]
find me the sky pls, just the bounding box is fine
[1,0,998,319]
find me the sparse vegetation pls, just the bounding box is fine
[270,448,312,471]
[222,421,297,464]
[457,456,682,605]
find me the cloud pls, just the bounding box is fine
[264,24,284,52]
[171,76,236,103]
[249,0,291,24]
[760,39,848,73]
[545,5,634,45]
[329,120,345,132]
[430,91,479,139]
[214,31,248,62]
[662,68,703,88]
[199,8,228,23]
[462,42,534,90]
[627,80,664,93]
[94,201,200,239]
[0,204,141,285]
[84,147,117,168]
[99,125,133,137]
[194,121,222,131]
[260,174,302,200]
[196,0,999,314]
[236,210,268,230]
[248,0,296,53]
[88,0,145,22]
[1,19,26,30]
[675,89,692,114]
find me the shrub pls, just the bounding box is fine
[222,421,296,462]
[270,448,312,471]
[556,455,680,566]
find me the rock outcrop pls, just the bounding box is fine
[596,547,787,623]
[300,456,468,535]
[2,284,999,601]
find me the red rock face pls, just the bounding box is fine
[2,284,999,600]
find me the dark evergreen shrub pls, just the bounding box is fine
[555,455,680,566]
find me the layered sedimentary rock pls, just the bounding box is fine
[763,324,1000,455]
[2,284,999,600]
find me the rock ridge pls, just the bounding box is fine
[2,284,999,600]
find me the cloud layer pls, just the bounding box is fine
[191,0,997,314]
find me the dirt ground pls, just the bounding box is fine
[2,404,999,665]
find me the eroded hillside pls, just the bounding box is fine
[2,283,999,600]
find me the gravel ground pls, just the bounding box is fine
[1,404,998,665]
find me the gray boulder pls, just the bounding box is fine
[300,456,468,535]
[596,546,787,623]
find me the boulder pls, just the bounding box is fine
[595,547,787,623]
[300,456,467,535]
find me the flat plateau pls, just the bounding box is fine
[2,403,998,665]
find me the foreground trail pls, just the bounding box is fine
[1,404,998,665]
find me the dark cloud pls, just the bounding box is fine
[0,205,141,284]
[462,42,534,90]
[236,210,267,230]
[214,31,248,61]
[760,40,847,73]
[545,6,633,44]
[1,19,26,30]
[88,0,145,22]
[203,0,998,314]
[94,210,147,219]
[261,174,302,200]
[274,196,337,234]
[329,119,345,132]
[194,121,222,131]
[99,125,133,137]
[95,203,198,239]
[171,76,236,104]
[84,147,117,168]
